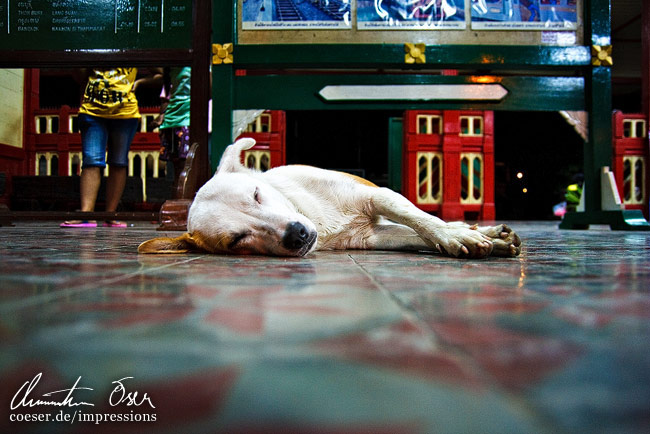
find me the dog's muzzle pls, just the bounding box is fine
[282,222,317,255]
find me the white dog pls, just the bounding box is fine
[139,138,521,258]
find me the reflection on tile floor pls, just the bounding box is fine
[0,221,649,433]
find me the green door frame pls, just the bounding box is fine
[388,117,403,193]
[211,0,650,230]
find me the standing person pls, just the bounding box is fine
[61,68,159,228]
[158,67,191,182]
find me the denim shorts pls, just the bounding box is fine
[79,113,139,168]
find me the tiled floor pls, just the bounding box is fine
[1,221,649,433]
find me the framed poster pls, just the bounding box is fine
[357,0,466,30]
[471,0,578,30]
[242,0,351,30]
[237,0,582,45]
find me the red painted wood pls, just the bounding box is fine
[611,111,650,219]
[402,110,495,221]
[237,110,287,169]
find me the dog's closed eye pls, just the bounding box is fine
[254,187,261,204]
[228,232,250,249]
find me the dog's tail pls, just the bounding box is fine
[216,137,256,174]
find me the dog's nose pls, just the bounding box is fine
[282,222,310,250]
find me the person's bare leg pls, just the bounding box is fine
[105,166,127,212]
[61,166,101,226]
[80,166,102,212]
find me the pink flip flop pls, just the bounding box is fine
[103,221,127,228]
[60,221,97,228]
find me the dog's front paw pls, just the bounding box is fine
[432,227,494,259]
[477,224,522,257]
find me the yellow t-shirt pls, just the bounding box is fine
[79,68,141,119]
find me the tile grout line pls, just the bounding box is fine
[347,253,440,350]
[347,253,551,426]
[0,255,205,313]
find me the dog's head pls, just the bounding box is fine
[138,138,318,256]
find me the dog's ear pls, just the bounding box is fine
[216,137,257,174]
[138,233,200,254]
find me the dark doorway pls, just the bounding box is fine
[494,111,584,220]
[286,110,401,186]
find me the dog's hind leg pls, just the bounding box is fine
[366,187,493,258]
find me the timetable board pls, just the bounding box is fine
[0,0,192,50]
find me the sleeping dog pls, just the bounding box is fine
[139,138,521,258]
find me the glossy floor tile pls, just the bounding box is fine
[0,221,649,433]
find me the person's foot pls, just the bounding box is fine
[60,221,97,228]
[103,221,127,228]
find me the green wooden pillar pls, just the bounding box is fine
[582,66,612,216]
[560,0,650,230]
[584,0,612,216]
[211,0,235,173]
[388,117,403,193]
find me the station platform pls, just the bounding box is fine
[1,221,648,433]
